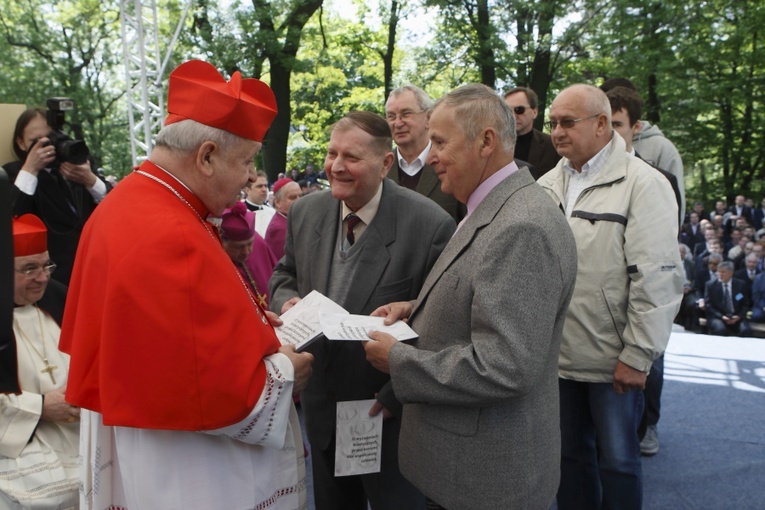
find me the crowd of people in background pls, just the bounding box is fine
[677,196,765,336]
[2,59,763,510]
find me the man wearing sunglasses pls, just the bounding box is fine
[503,86,561,179]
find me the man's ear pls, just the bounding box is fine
[381,151,395,178]
[479,127,498,158]
[195,141,217,177]
[631,120,642,137]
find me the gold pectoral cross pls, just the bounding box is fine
[41,358,58,385]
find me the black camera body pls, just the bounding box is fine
[32,97,90,166]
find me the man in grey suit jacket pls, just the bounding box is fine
[364,84,578,509]
[270,111,455,510]
[385,85,465,222]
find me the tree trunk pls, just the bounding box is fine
[530,1,555,131]
[476,0,495,88]
[252,0,324,179]
[383,0,400,101]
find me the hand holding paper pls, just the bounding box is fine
[319,313,418,342]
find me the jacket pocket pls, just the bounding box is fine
[599,286,626,346]
[420,404,480,437]
[371,276,413,300]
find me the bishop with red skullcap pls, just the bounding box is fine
[12,213,47,256]
[58,60,310,509]
[5,213,80,507]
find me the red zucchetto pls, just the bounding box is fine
[272,178,293,194]
[12,214,47,257]
[164,60,278,142]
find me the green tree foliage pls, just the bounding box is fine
[2,0,761,203]
[0,0,126,173]
[579,0,765,207]
[288,8,388,172]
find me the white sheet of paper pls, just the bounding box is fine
[319,312,419,341]
[334,399,383,477]
[275,290,348,351]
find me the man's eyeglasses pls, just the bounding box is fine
[512,105,534,115]
[546,114,601,131]
[15,263,57,279]
[385,110,425,122]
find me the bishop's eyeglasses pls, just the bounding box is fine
[15,263,57,279]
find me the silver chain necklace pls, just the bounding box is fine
[135,168,268,325]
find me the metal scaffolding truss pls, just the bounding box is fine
[120,0,193,166]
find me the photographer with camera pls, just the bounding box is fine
[3,100,110,285]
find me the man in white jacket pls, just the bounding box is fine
[538,84,683,510]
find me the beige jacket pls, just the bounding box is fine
[538,135,684,382]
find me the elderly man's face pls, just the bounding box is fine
[717,267,733,283]
[325,126,390,211]
[427,104,484,204]
[745,256,758,271]
[549,88,609,169]
[223,237,254,265]
[274,182,301,215]
[503,92,537,136]
[206,139,260,216]
[14,252,52,306]
[386,90,429,152]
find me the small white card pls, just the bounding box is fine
[274,291,348,351]
[334,399,383,477]
[319,312,418,342]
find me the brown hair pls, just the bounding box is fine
[12,108,47,160]
[332,111,392,154]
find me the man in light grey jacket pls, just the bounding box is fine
[538,84,683,510]
[364,84,578,510]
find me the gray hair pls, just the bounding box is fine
[155,119,252,153]
[718,261,735,272]
[746,252,759,262]
[388,85,434,112]
[678,242,691,261]
[708,253,724,264]
[434,83,516,152]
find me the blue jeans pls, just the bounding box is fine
[557,378,644,510]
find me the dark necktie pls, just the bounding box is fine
[345,213,361,247]
[724,283,734,315]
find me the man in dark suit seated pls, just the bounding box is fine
[681,212,706,253]
[751,272,765,323]
[693,253,723,332]
[734,253,761,295]
[676,243,699,331]
[705,261,753,337]
[753,197,765,230]
[270,111,455,510]
[693,227,717,259]
[695,237,725,272]
[728,194,753,226]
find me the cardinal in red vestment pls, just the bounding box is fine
[59,59,313,510]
